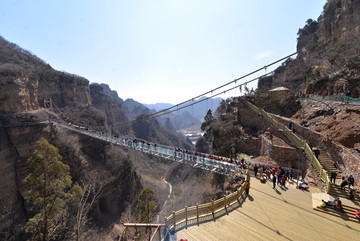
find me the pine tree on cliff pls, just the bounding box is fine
[201,109,214,132]
[23,138,82,241]
[135,188,158,223]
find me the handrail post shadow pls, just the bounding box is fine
[211,200,215,220]
[173,211,176,230]
[196,203,199,225]
[185,206,188,228]
[224,195,228,213]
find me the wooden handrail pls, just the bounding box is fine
[165,182,246,229]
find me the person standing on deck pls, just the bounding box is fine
[272,174,277,189]
[245,181,250,195]
[330,171,337,184]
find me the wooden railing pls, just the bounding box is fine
[165,182,246,230]
[241,99,331,193]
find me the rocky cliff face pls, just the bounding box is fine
[259,0,360,98]
[0,37,91,115]
[90,83,130,135]
[0,37,97,240]
[251,0,360,189]
[101,83,151,120]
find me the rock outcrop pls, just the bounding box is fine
[258,0,360,98]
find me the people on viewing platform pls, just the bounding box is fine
[349,186,355,200]
[355,210,360,222]
[254,164,258,177]
[272,175,277,189]
[245,181,250,195]
[330,171,337,184]
[340,177,348,190]
[312,147,320,159]
[281,175,287,187]
[320,199,330,208]
[333,197,344,213]
[298,180,309,191]
[347,175,355,188]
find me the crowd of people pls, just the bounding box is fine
[252,165,294,189]
[339,175,356,200]
[320,198,360,222]
[320,198,344,212]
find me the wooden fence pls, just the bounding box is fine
[241,99,331,193]
[165,182,247,230]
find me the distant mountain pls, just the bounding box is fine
[123,98,151,119]
[100,83,151,119]
[181,96,223,121]
[144,103,173,111]
[100,84,222,130]
[150,97,222,119]
[157,111,201,131]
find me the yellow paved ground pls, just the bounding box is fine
[176,177,360,241]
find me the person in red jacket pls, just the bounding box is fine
[245,181,250,195]
[355,210,360,221]
[281,175,287,187]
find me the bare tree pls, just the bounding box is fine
[73,173,109,241]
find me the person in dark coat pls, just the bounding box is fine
[340,177,348,190]
[348,175,355,188]
[254,165,258,178]
[330,171,337,184]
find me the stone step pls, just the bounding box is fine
[319,161,336,165]
[319,156,331,159]
[319,158,333,162]
[326,169,340,173]
[319,161,335,165]
[319,161,333,164]
[329,184,360,202]
[321,165,336,168]
[314,207,359,223]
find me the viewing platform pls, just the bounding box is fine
[176,176,360,241]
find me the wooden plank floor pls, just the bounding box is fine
[176,177,360,241]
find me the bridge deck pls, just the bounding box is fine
[176,177,359,241]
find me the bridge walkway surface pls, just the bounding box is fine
[176,176,360,241]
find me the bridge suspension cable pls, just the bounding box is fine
[112,71,274,127]
[132,53,297,122]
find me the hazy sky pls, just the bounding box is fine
[1,0,327,104]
